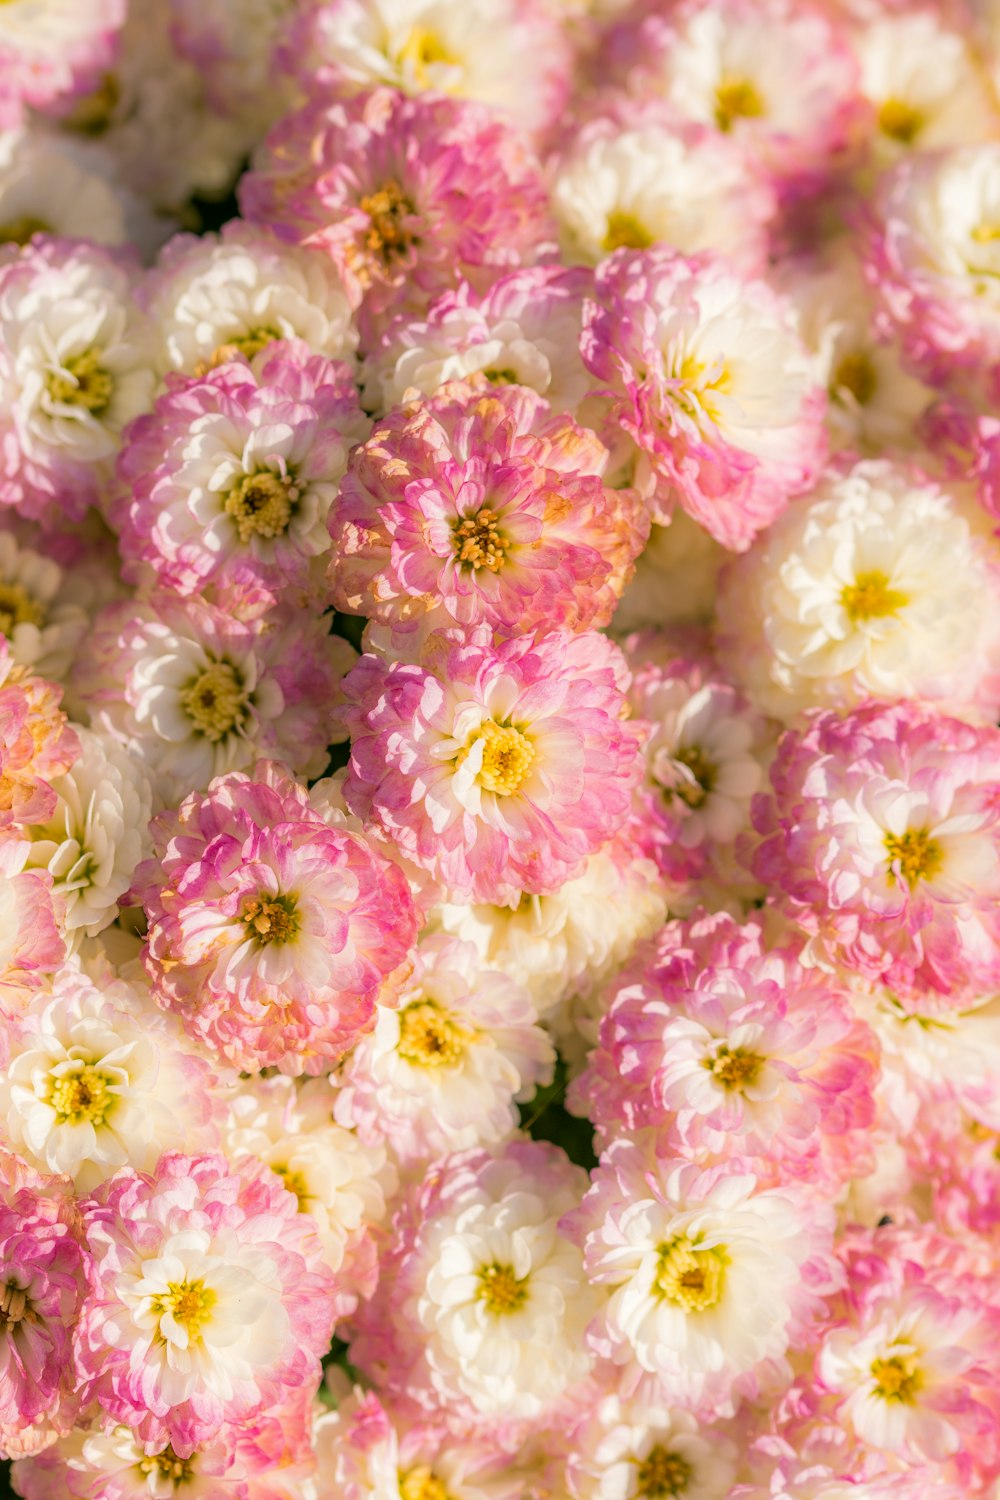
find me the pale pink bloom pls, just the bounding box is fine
[240,89,555,325]
[566,1391,738,1500]
[581,248,827,546]
[0,0,126,126]
[0,841,63,1021]
[751,700,1000,996]
[328,381,647,638]
[342,624,645,904]
[114,342,369,609]
[133,761,418,1074]
[0,642,79,832]
[74,1151,336,1455]
[11,1422,249,1498]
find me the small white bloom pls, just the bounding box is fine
[570,1394,737,1500]
[0,130,129,247]
[0,529,96,683]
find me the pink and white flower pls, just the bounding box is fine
[0,0,125,126]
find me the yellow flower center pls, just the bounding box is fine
[46,349,114,416]
[272,1163,310,1210]
[179,661,247,742]
[884,828,942,888]
[477,1261,528,1316]
[482,367,519,385]
[654,1236,728,1312]
[452,507,511,573]
[359,179,417,266]
[840,569,908,624]
[48,1063,114,1126]
[708,1046,764,1092]
[200,326,281,375]
[399,1468,451,1500]
[972,222,1000,245]
[635,1445,694,1498]
[224,470,298,544]
[64,73,120,135]
[0,1281,34,1329]
[877,97,923,145]
[138,1447,196,1486]
[155,1279,217,1341]
[241,894,299,946]
[871,1352,922,1403]
[460,719,536,797]
[0,215,50,247]
[670,745,716,809]
[714,76,764,132]
[397,999,470,1068]
[602,210,654,253]
[0,582,45,636]
[399,26,459,87]
[833,350,878,407]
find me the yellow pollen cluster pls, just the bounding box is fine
[602,210,654,253]
[0,1282,34,1329]
[670,745,716,809]
[399,1467,451,1500]
[878,97,924,144]
[482,367,519,386]
[397,999,469,1068]
[156,1279,217,1341]
[0,582,45,636]
[179,661,247,742]
[225,469,298,543]
[272,1163,311,1210]
[399,27,458,87]
[871,1352,922,1403]
[709,1046,764,1092]
[46,349,114,416]
[65,73,120,136]
[884,827,943,888]
[654,1236,728,1312]
[138,1447,195,1486]
[477,1261,529,1316]
[200,326,281,374]
[464,720,536,797]
[359,179,417,265]
[48,1064,114,1126]
[840,569,908,624]
[0,216,50,247]
[635,1444,694,1498]
[971,223,1000,245]
[714,76,764,132]
[242,894,299,946]
[833,351,878,407]
[453,507,511,573]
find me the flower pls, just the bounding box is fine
[0,526,101,685]
[0,0,125,125]
[0,642,79,832]
[567,1393,737,1500]
[0,129,130,248]
[133,762,419,1074]
[342,624,645,903]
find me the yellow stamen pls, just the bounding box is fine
[224,470,297,544]
[0,582,45,636]
[452,507,511,573]
[359,179,416,265]
[155,1279,217,1341]
[399,1467,450,1500]
[48,1063,114,1126]
[398,27,458,87]
[840,570,908,624]
[477,1262,528,1315]
[397,999,469,1068]
[654,1236,727,1312]
[241,894,299,946]
[833,350,877,407]
[708,1047,763,1092]
[635,1444,694,1498]
[64,73,120,136]
[459,720,535,796]
[602,210,654,253]
[0,1282,34,1328]
[179,661,247,742]
[0,216,50,247]
[200,326,281,374]
[670,745,716,809]
[877,97,923,145]
[272,1163,310,1210]
[46,350,114,416]
[138,1446,196,1486]
[884,828,942,888]
[871,1352,922,1403]
[714,77,764,132]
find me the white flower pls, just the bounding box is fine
[22,725,150,943]
[717,458,1000,722]
[0,130,129,247]
[570,1394,737,1500]
[0,966,219,1191]
[146,224,357,377]
[0,529,95,682]
[612,515,726,636]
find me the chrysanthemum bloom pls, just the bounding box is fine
[280,0,572,138]
[920,395,1000,523]
[571,912,878,1183]
[133,762,418,1074]
[0,643,78,832]
[74,1151,336,1454]
[78,594,354,803]
[0,526,108,685]
[115,343,369,608]
[624,634,767,886]
[0,237,156,526]
[349,1139,596,1427]
[168,0,298,124]
[717,458,1000,724]
[142,223,357,379]
[0,0,125,125]
[0,843,63,1019]
[865,143,1000,401]
[602,0,861,190]
[581,248,827,546]
[223,1073,395,1312]
[566,1139,841,1416]
[342,624,644,903]
[240,89,555,322]
[0,130,132,248]
[751,701,1000,995]
[12,1421,250,1498]
[566,1392,737,1500]
[0,965,220,1192]
[334,932,554,1165]
[328,382,647,638]
[359,265,592,417]
[549,100,775,276]
[0,1180,87,1450]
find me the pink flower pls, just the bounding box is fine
[327,382,647,638]
[342,624,645,904]
[0,0,126,126]
[0,844,63,1022]
[0,1178,87,1452]
[581,248,827,546]
[239,89,555,326]
[74,1151,336,1455]
[0,643,79,832]
[570,912,878,1187]
[750,700,1000,996]
[114,341,369,609]
[132,761,418,1074]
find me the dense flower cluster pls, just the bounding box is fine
[3,0,1000,1497]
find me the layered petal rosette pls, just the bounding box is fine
[0,0,126,126]
[342,624,645,904]
[133,762,419,1074]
